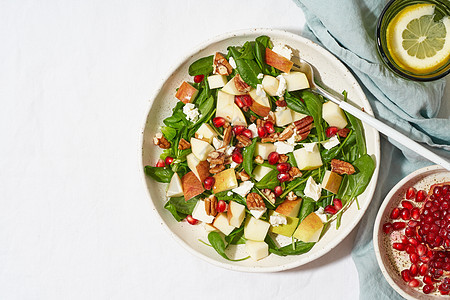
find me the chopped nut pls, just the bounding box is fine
[278,124,295,141]
[213,52,233,76]
[223,121,231,129]
[254,155,264,164]
[275,100,287,107]
[278,154,288,163]
[153,133,171,149]
[178,138,191,150]
[261,133,279,143]
[209,164,226,174]
[296,130,311,142]
[205,195,218,216]
[236,134,252,147]
[237,170,251,181]
[246,193,265,210]
[222,126,232,147]
[331,159,356,175]
[288,167,302,180]
[234,74,251,93]
[261,189,276,205]
[207,151,226,165]
[250,115,258,122]
[256,118,263,128]
[286,191,298,201]
[266,111,276,123]
[337,128,350,138]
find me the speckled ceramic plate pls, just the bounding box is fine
[141,29,380,272]
[374,165,450,299]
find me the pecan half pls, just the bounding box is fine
[294,116,314,133]
[338,128,350,138]
[288,167,302,180]
[246,193,265,210]
[278,124,295,141]
[278,154,288,163]
[178,138,191,150]
[209,164,226,174]
[286,191,298,201]
[261,132,279,143]
[236,134,252,147]
[153,133,171,149]
[331,159,356,175]
[213,52,232,76]
[207,151,226,165]
[205,195,218,216]
[222,126,232,147]
[254,155,264,164]
[262,189,276,205]
[234,74,251,93]
[296,131,311,142]
[236,170,251,181]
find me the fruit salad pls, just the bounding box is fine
[383,183,450,295]
[145,36,375,261]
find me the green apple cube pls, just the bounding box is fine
[253,165,273,181]
[216,90,234,122]
[254,142,276,160]
[293,212,324,242]
[227,201,246,227]
[283,71,310,92]
[249,89,270,107]
[261,75,279,96]
[166,173,184,197]
[245,240,269,261]
[269,211,300,237]
[274,108,293,127]
[195,123,217,144]
[222,76,246,95]
[293,144,323,170]
[322,101,348,129]
[190,138,214,161]
[207,74,227,89]
[212,212,235,235]
[244,216,270,241]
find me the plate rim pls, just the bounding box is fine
[140,28,380,272]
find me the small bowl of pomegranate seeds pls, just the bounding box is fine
[374,164,450,299]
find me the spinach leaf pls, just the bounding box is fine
[225,227,246,245]
[207,232,249,261]
[301,90,324,141]
[298,197,316,221]
[161,126,177,140]
[164,201,186,222]
[228,46,262,88]
[287,152,297,167]
[255,36,272,48]
[321,130,353,163]
[238,42,255,60]
[265,235,315,256]
[346,154,375,197]
[343,91,366,157]
[242,138,257,176]
[285,92,309,115]
[188,55,214,76]
[166,196,198,215]
[255,169,279,190]
[144,166,174,183]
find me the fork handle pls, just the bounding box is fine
[338,101,450,171]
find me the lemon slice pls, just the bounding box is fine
[386,4,450,73]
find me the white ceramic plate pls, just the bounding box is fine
[374,165,450,299]
[141,29,380,272]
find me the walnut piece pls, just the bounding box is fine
[178,138,191,150]
[209,164,226,174]
[207,151,226,165]
[236,135,252,147]
[262,189,276,205]
[246,193,265,210]
[234,74,251,93]
[153,133,171,149]
[213,52,233,76]
[331,159,356,175]
[205,195,218,216]
[286,191,298,201]
[288,167,302,180]
[254,155,264,164]
[237,170,251,181]
[261,132,279,143]
[278,154,288,163]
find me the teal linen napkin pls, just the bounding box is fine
[292,0,450,298]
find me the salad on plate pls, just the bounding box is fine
[145,36,375,261]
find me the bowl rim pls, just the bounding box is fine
[140,28,380,272]
[373,164,447,299]
[376,0,450,82]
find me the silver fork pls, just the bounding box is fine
[292,58,450,171]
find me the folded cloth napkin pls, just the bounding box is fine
[292,0,450,298]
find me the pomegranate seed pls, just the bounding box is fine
[242,129,253,139]
[276,163,291,173]
[324,205,338,215]
[405,227,415,237]
[419,264,429,276]
[393,243,406,251]
[213,117,226,128]
[409,279,420,287]
[155,159,165,168]
[193,75,204,83]
[234,96,245,108]
[333,199,343,211]
[393,222,406,230]
[406,245,417,255]
[268,152,280,165]
[401,208,411,220]
[410,254,419,264]
[401,269,412,282]
[434,186,443,197]
[186,215,198,225]
[232,151,243,164]
[409,238,419,247]
[383,223,393,234]
[401,235,408,244]
[257,126,268,138]
[402,200,413,210]
[325,126,338,137]
[165,156,174,166]
[274,186,283,197]
[416,190,427,202]
[217,200,227,213]
[264,121,275,134]
[423,275,434,285]
[423,284,435,294]
[406,187,416,200]
[411,208,420,220]
[277,173,290,183]
[203,176,215,190]
[417,244,427,256]
[241,95,253,107]
[232,125,246,136]
[410,263,419,276]
[390,207,400,219]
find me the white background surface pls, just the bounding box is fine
[1,1,449,299]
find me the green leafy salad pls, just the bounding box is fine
[145,36,375,261]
